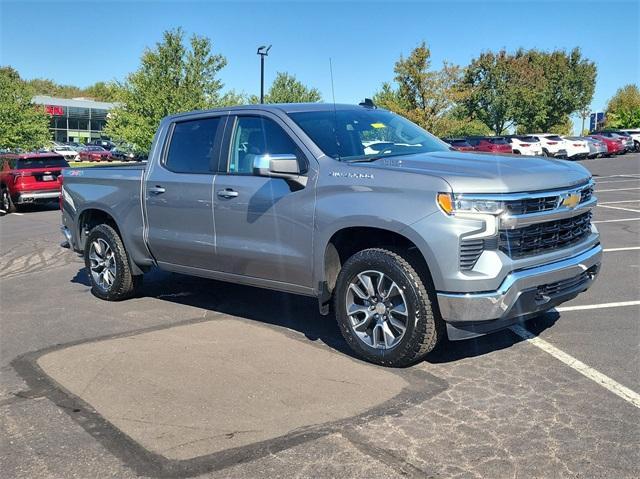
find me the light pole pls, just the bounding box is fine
[257,45,271,104]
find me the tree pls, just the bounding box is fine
[605,84,640,128]
[373,42,461,137]
[83,82,118,102]
[104,28,239,152]
[0,67,51,150]
[251,72,321,104]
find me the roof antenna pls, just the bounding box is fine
[329,58,341,160]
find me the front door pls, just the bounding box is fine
[145,115,225,270]
[213,114,316,288]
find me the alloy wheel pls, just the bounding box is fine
[345,270,409,349]
[89,238,117,291]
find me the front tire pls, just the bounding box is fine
[84,224,140,300]
[334,248,443,367]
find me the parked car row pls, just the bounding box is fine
[45,140,146,163]
[442,129,638,160]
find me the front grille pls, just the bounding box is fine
[505,196,558,215]
[503,182,594,216]
[499,212,592,258]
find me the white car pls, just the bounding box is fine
[562,136,590,160]
[619,129,640,151]
[53,145,79,161]
[504,136,543,156]
[529,134,568,158]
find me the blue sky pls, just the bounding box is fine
[1,0,638,133]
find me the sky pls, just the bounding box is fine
[1,0,638,133]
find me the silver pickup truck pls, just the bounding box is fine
[61,103,601,366]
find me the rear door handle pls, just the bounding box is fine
[217,189,238,199]
[148,185,166,194]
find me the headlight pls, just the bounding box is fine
[437,192,506,216]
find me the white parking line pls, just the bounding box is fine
[595,187,640,193]
[597,204,640,213]
[556,300,640,312]
[510,325,640,409]
[593,217,640,224]
[595,178,640,184]
[603,246,640,252]
[599,200,640,204]
[595,174,640,179]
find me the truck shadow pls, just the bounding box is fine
[70,267,559,366]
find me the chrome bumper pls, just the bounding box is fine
[437,244,602,324]
[16,191,60,203]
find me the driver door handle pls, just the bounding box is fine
[217,189,238,199]
[148,185,166,195]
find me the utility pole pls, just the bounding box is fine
[257,45,272,104]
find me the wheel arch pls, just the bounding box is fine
[76,207,144,276]
[319,225,437,300]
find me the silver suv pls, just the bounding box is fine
[60,103,601,366]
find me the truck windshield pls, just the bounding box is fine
[289,109,449,162]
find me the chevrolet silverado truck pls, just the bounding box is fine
[60,103,602,367]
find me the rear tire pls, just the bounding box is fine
[334,248,443,367]
[1,186,16,215]
[84,224,141,301]
[542,149,549,157]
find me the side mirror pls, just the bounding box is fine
[252,154,307,188]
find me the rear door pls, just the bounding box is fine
[145,114,226,270]
[212,112,316,289]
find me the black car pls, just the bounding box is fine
[110,146,147,162]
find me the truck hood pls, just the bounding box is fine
[361,151,591,193]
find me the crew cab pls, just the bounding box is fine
[1,152,68,214]
[60,104,601,367]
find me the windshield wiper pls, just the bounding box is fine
[343,156,384,163]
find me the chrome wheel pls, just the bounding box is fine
[1,190,9,211]
[345,270,409,349]
[89,238,116,291]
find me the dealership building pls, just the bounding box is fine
[32,95,117,143]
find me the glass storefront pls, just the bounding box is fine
[33,96,116,143]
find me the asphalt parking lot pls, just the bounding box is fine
[1,154,639,478]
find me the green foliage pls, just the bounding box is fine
[457,48,596,134]
[0,67,51,150]
[605,84,640,128]
[105,28,239,152]
[250,72,321,104]
[26,78,117,102]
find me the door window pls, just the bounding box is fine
[165,117,221,174]
[228,116,301,174]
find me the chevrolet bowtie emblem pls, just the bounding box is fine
[561,192,581,209]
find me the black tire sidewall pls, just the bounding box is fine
[84,224,134,300]
[1,187,15,214]
[334,249,435,367]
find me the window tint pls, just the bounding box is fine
[228,116,300,174]
[546,135,563,141]
[166,117,220,174]
[16,157,69,169]
[488,138,508,144]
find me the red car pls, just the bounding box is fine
[0,153,68,214]
[589,135,624,156]
[442,138,475,151]
[466,136,513,154]
[79,145,112,162]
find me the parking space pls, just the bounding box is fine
[1,155,639,478]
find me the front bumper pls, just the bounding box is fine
[437,244,601,337]
[16,190,61,203]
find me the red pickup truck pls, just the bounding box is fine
[0,153,68,214]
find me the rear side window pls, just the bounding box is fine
[165,117,221,174]
[546,135,563,141]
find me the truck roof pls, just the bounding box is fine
[165,103,380,121]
